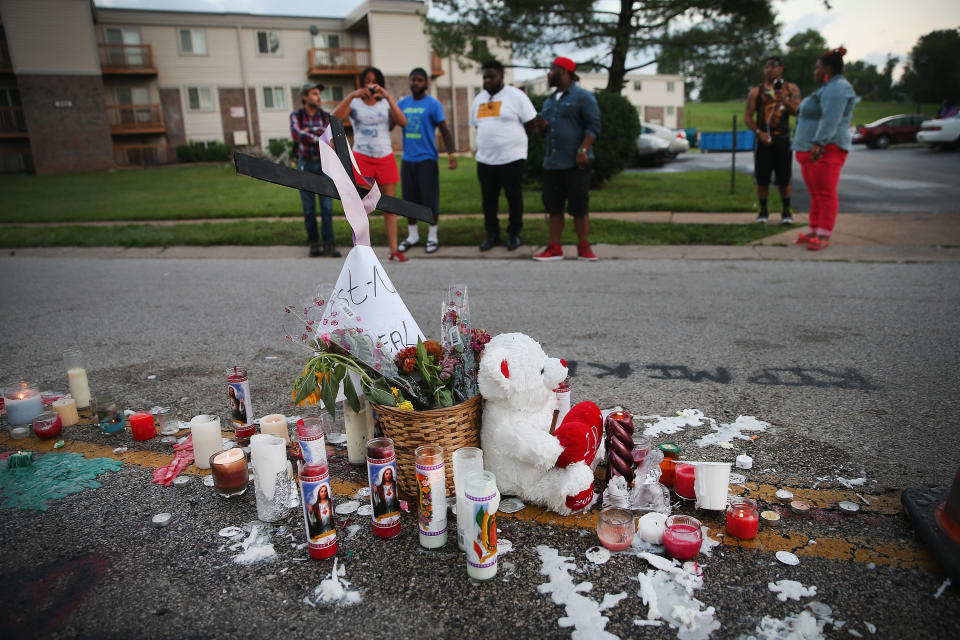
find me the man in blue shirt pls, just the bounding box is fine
[396,68,457,256]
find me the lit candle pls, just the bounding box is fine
[32,411,62,440]
[464,469,500,581]
[675,463,696,500]
[597,507,634,551]
[4,381,43,425]
[415,444,447,549]
[129,413,156,441]
[725,497,759,540]
[8,450,33,468]
[259,414,289,444]
[96,395,125,434]
[662,515,702,561]
[64,349,91,409]
[52,397,79,427]
[250,433,291,522]
[190,414,222,470]
[210,448,249,497]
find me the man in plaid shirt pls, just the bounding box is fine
[290,82,340,257]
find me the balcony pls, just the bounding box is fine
[98,44,157,74]
[114,143,171,167]
[430,51,445,78]
[307,47,370,75]
[0,106,28,137]
[0,39,11,73]
[106,104,165,135]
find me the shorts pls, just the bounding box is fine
[353,151,400,187]
[541,166,591,217]
[400,159,439,221]
[754,135,792,187]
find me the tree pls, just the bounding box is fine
[779,29,827,97]
[425,0,777,95]
[899,29,960,104]
[844,55,898,102]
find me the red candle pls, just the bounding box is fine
[32,411,62,440]
[210,448,249,497]
[662,515,702,561]
[129,413,157,441]
[675,463,696,499]
[725,497,759,540]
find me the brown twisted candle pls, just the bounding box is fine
[604,411,635,486]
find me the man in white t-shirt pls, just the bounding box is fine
[470,59,538,251]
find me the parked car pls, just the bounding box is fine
[680,127,700,148]
[642,122,690,158]
[852,114,926,149]
[635,132,672,166]
[917,114,960,150]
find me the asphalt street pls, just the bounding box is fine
[631,144,960,214]
[1,255,959,638]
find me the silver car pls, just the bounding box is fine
[642,121,690,158]
[635,132,672,166]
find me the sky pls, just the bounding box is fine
[97,0,960,80]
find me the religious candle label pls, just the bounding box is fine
[367,453,401,534]
[300,468,338,557]
[415,458,446,538]
[299,427,327,471]
[465,489,498,573]
[227,370,254,439]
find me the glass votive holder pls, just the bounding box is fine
[4,380,43,426]
[631,433,652,466]
[32,411,63,440]
[725,497,760,540]
[597,506,635,551]
[662,515,703,561]
[158,408,180,435]
[320,407,346,446]
[210,448,249,498]
[9,424,31,439]
[95,395,125,435]
[675,463,697,500]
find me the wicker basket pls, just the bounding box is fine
[373,394,483,498]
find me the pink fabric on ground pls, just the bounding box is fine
[152,435,195,486]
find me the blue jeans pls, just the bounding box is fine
[297,158,334,243]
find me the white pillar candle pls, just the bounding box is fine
[344,400,370,464]
[415,444,447,549]
[259,414,289,443]
[52,397,79,427]
[67,368,91,409]
[4,387,43,425]
[453,447,485,551]
[190,414,222,470]
[250,433,288,503]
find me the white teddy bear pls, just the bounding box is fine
[478,332,603,515]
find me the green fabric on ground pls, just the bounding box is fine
[0,451,121,511]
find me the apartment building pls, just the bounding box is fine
[524,71,686,129]
[0,0,512,175]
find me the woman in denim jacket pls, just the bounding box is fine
[793,47,857,251]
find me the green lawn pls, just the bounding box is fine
[0,158,759,223]
[685,100,939,131]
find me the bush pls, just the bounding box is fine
[524,90,641,188]
[176,140,233,163]
[267,138,293,159]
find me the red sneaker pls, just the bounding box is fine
[533,243,564,261]
[794,232,816,245]
[807,237,830,251]
[388,251,409,263]
[577,242,598,261]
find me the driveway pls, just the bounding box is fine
[630,144,960,214]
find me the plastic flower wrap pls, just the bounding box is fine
[441,285,485,402]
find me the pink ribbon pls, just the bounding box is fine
[316,136,380,247]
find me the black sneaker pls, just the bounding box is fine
[507,235,522,251]
[324,242,342,257]
[781,214,794,225]
[309,241,322,257]
[755,214,769,224]
[479,235,499,251]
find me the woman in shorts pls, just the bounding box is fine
[332,67,408,262]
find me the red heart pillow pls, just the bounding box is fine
[554,401,602,468]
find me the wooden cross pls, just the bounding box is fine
[233,115,436,224]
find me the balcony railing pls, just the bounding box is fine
[98,44,157,73]
[0,106,28,136]
[0,39,12,72]
[114,143,171,166]
[0,148,33,173]
[106,104,165,134]
[307,47,370,74]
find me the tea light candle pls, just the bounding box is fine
[259,414,289,444]
[52,397,79,427]
[4,382,43,425]
[129,413,156,441]
[597,507,635,551]
[210,448,249,497]
[760,510,781,527]
[638,512,667,545]
[32,411,63,440]
[790,500,811,516]
[675,463,696,499]
[190,415,223,470]
[725,497,759,540]
[775,489,794,502]
[735,454,753,470]
[838,501,860,513]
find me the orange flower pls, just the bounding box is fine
[424,340,444,363]
[396,346,418,373]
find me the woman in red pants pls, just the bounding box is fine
[793,47,857,250]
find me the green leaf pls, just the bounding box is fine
[416,338,428,363]
[333,363,346,382]
[368,386,397,407]
[320,376,338,418]
[436,388,454,408]
[294,373,317,405]
[343,372,362,413]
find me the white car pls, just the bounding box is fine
[917,114,960,149]
[641,121,690,158]
[635,132,672,165]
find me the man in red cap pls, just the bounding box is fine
[532,56,602,261]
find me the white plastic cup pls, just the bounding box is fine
[693,462,732,510]
[452,447,484,551]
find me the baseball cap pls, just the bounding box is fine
[765,55,783,66]
[300,82,325,94]
[552,56,579,80]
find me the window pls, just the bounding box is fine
[186,86,213,111]
[667,81,676,93]
[179,28,206,55]
[633,80,642,91]
[116,87,150,105]
[262,86,285,109]
[667,105,675,115]
[320,86,344,103]
[256,31,280,55]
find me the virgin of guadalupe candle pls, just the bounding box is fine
[210,448,249,497]
[63,349,91,409]
[4,381,43,425]
[259,414,289,444]
[250,433,292,522]
[452,447,484,551]
[725,497,759,540]
[299,462,338,559]
[464,469,500,581]
[366,437,401,538]
[190,414,223,470]
[226,367,254,442]
[414,444,447,549]
[297,417,328,474]
[52,397,79,427]
[129,413,156,441]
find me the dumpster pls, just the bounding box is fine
[700,130,755,152]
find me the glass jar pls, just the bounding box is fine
[597,506,635,551]
[726,497,760,540]
[662,514,702,561]
[658,442,680,488]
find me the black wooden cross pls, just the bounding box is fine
[233,115,436,224]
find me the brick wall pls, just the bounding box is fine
[18,74,113,174]
[218,88,251,147]
[434,85,470,152]
[247,88,261,148]
[160,88,185,150]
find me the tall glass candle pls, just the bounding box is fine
[210,448,249,497]
[299,461,338,559]
[158,407,180,435]
[344,399,372,464]
[4,381,43,425]
[52,397,79,427]
[453,447,484,551]
[464,470,500,581]
[190,414,222,470]
[227,366,254,442]
[250,433,292,522]
[725,497,759,540]
[415,444,447,549]
[658,442,680,488]
[366,437,401,539]
[259,414,289,444]
[662,515,702,561]
[297,416,328,475]
[129,413,156,441]
[675,463,696,500]
[64,349,91,409]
